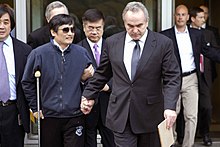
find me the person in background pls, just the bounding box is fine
[200,5,220,46]
[103,16,123,39]
[27,1,81,49]
[0,4,32,147]
[22,14,94,147]
[190,7,218,146]
[81,1,181,147]
[161,5,220,147]
[78,8,115,147]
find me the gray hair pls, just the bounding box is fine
[45,1,69,21]
[122,1,149,21]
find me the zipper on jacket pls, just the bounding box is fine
[59,51,65,111]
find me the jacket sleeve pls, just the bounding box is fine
[21,50,41,112]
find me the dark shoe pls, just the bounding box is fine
[203,135,212,146]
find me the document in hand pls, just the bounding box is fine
[158,119,174,147]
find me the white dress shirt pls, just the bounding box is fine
[87,38,102,60]
[124,29,148,79]
[175,26,196,73]
[3,36,16,100]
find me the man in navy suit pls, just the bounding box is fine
[78,9,115,147]
[0,4,32,147]
[81,2,181,147]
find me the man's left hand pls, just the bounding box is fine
[164,109,177,129]
[80,96,95,114]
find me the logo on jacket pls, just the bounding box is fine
[75,126,83,136]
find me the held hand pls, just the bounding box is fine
[164,109,177,129]
[80,96,95,114]
[33,110,44,119]
[81,64,94,81]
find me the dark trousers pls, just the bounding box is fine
[0,103,25,147]
[198,75,212,136]
[85,103,115,147]
[113,121,161,147]
[41,116,85,147]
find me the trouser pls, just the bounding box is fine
[0,103,25,147]
[198,75,212,136]
[173,73,198,147]
[85,96,115,147]
[41,116,85,147]
[113,120,160,147]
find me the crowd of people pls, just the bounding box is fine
[0,1,220,147]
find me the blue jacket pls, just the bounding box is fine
[22,42,92,118]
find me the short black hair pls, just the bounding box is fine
[82,9,105,23]
[0,4,15,30]
[190,7,204,19]
[49,14,75,32]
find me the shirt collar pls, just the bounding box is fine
[125,28,148,44]
[2,35,12,47]
[52,39,69,52]
[175,25,189,34]
[87,37,103,49]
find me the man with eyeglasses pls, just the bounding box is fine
[78,9,115,147]
[22,14,94,147]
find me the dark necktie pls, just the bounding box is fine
[93,44,100,66]
[0,41,10,102]
[131,40,140,80]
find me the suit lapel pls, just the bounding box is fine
[133,30,156,81]
[83,40,98,68]
[13,39,22,85]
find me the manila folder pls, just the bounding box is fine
[157,119,174,147]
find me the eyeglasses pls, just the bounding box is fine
[87,26,102,32]
[59,27,74,33]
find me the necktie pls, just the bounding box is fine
[131,40,140,80]
[200,54,204,73]
[93,44,100,66]
[0,42,10,102]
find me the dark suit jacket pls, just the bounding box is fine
[160,26,220,84]
[201,28,218,87]
[27,25,83,49]
[206,24,220,45]
[27,25,50,49]
[83,30,181,133]
[13,37,32,133]
[77,39,112,124]
[160,27,202,77]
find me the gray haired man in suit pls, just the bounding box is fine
[81,1,181,147]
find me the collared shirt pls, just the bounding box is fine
[202,23,206,29]
[87,38,102,60]
[175,26,196,73]
[124,29,148,80]
[3,36,16,100]
[53,39,69,52]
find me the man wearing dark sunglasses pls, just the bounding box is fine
[78,9,115,147]
[22,14,94,147]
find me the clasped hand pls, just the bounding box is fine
[80,96,95,114]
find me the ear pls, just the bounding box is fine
[50,29,56,37]
[191,17,195,22]
[186,14,189,21]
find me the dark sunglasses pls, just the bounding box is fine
[59,27,74,33]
